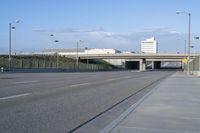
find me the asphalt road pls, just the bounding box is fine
[0,71,173,133]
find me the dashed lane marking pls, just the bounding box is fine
[0,93,30,101]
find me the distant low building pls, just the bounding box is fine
[43,48,85,55]
[86,49,121,54]
[43,48,121,55]
[141,37,158,53]
[123,51,135,54]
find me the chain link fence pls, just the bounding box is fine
[185,55,200,76]
[0,55,111,72]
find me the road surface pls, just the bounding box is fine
[0,71,173,133]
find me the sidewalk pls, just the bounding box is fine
[103,72,200,133]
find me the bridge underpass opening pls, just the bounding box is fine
[125,61,139,70]
[160,61,182,69]
[154,61,161,69]
[152,61,182,69]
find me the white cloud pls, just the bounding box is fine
[32,28,47,32]
[138,27,179,34]
[29,27,194,53]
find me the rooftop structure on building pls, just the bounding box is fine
[141,37,158,54]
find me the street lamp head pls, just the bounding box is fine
[176,11,190,15]
[176,11,181,14]
[54,40,59,43]
[15,19,20,23]
[79,40,84,43]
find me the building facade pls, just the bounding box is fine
[141,37,158,53]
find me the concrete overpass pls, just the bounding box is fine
[66,53,197,71]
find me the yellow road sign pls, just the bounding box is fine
[181,58,187,63]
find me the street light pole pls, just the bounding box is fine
[188,13,191,75]
[56,52,59,69]
[50,34,60,69]
[8,20,20,70]
[54,40,59,69]
[183,39,187,71]
[178,39,187,59]
[176,11,191,75]
[184,39,187,59]
[76,41,79,66]
[9,23,12,70]
[85,47,89,68]
[76,40,83,67]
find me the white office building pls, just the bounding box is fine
[141,37,158,53]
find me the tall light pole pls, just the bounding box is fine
[9,20,20,70]
[178,39,187,59]
[176,11,191,74]
[76,40,84,66]
[182,39,187,71]
[50,34,60,68]
[85,47,89,68]
[54,40,59,69]
[184,39,187,59]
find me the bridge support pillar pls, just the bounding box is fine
[152,61,155,69]
[140,59,146,71]
[182,62,185,70]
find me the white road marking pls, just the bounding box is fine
[131,70,140,72]
[123,76,131,79]
[106,78,117,81]
[0,93,30,101]
[106,76,132,82]
[70,83,89,87]
[14,80,38,84]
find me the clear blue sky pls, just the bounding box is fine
[0,0,200,53]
